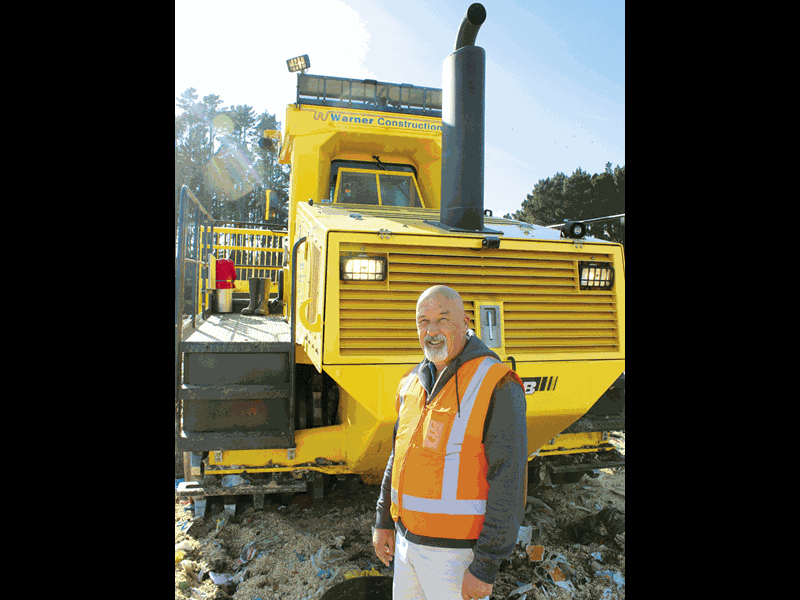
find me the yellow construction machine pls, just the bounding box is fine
[176,3,624,517]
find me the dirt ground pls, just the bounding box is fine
[174,432,624,600]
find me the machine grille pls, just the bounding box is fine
[338,242,620,358]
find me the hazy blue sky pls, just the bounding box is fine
[176,0,624,219]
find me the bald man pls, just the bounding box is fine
[373,286,527,600]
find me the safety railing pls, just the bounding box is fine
[210,226,287,287]
[176,185,214,444]
[175,186,215,336]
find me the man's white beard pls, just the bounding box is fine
[423,334,449,362]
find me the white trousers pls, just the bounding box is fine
[392,528,489,600]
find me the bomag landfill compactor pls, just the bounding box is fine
[176,3,625,517]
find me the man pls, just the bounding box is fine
[373,285,528,600]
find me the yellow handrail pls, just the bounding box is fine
[206,225,288,289]
[214,244,284,253]
[213,226,288,237]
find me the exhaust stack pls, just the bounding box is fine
[439,3,489,232]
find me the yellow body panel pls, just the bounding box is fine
[280,197,624,481]
[212,358,620,483]
[279,105,443,253]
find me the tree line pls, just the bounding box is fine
[174,88,290,233]
[506,163,625,245]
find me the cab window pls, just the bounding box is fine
[378,173,421,207]
[338,171,379,205]
[329,160,424,208]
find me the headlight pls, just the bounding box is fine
[340,256,387,281]
[579,261,614,289]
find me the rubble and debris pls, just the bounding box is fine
[319,575,393,600]
[208,568,249,586]
[180,558,200,581]
[562,506,626,545]
[311,550,332,579]
[595,569,625,589]
[548,564,567,582]
[233,540,260,569]
[344,568,382,579]
[516,524,533,548]
[509,581,534,597]
[526,496,558,528]
[526,545,544,562]
[175,432,625,599]
[527,496,556,515]
[221,474,248,487]
[212,515,228,535]
[551,573,576,593]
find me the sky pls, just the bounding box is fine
[175,0,624,219]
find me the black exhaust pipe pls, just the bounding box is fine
[454,2,486,50]
[439,3,491,233]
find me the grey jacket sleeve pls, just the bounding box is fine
[374,418,398,529]
[468,377,528,585]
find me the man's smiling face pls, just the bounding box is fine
[415,287,470,372]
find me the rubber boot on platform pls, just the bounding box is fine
[254,278,267,316]
[241,277,260,315]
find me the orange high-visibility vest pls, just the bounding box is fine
[390,356,523,540]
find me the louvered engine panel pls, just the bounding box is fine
[336,241,620,360]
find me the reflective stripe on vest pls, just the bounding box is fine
[400,493,486,515]
[392,485,487,515]
[441,357,494,502]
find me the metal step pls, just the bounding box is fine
[177,479,307,498]
[182,386,291,432]
[180,313,291,354]
[177,477,307,518]
[180,384,291,400]
[176,429,294,451]
[177,313,296,452]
